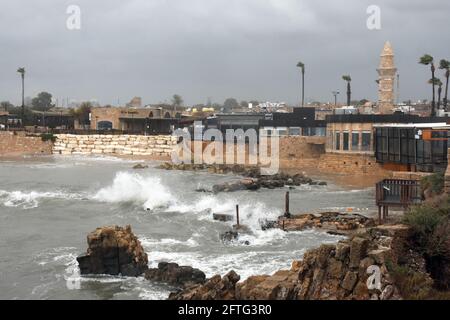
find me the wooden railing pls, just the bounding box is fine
[375,179,422,224]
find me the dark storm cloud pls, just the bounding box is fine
[0,0,449,106]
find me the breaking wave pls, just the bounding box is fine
[0,190,84,209]
[93,172,174,211]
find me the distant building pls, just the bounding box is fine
[127,97,142,108]
[374,123,449,172]
[90,107,181,134]
[259,108,326,137]
[30,109,74,129]
[325,113,447,155]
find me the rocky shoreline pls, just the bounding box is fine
[76,220,425,300]
[276,212,376,235]
[157,162,327,192]
[168,225,412,300]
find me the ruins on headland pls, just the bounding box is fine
[377,41,397,114]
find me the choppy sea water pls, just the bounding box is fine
[0,155,375,300]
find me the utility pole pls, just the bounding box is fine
[332,91,340,108]
[17,67,25,126]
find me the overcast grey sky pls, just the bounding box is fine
[0,0,449,106]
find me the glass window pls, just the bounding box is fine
[277,128,288,136]
[343,132,349,150]
[335,131,341,150]
[352,132,359,151]
[289,127,300,136]
[316,127,326,136]
[361,131,371,151]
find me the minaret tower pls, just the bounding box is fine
[377,41,397,114]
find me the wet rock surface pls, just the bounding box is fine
[77,225,148,277]
[167,225,413,300]
[132,163,149,169]
[157,163,327,192]
[144,262,206,288]
[169,271,240,300]
[276,212,375,234]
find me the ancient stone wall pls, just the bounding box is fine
[317,152,391,177]
[0,131,53,157]
[53,134,177,157]
[278,136,326,170]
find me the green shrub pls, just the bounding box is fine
[421,173,445,196]
[40,133,56,143]
[386,261,434,300]
[403,195,450,290]
[403,196,450,258]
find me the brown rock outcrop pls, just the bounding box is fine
[169,271,240,300]
[77,225,148,277]
[279,212,375,234]
[168,225,410,300]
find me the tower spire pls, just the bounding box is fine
[377,41,397,114]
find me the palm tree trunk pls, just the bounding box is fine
[444,72,449,111]
[437,86,442,109]
[21,74,25,126]
[431,65,436,116]
[347,82,351,106]
[301,71,305,108]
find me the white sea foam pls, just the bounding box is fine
[140,236,199,248]
[0,190,83,209]
[53,154,145,163]
[93,171,174,210]
[166,195,281,230]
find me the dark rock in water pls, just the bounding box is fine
[133,163,148,169]
[220,230,239,243]
[213,213,234,222]
[260,220,278,231]
[76,225,148,277]
[318,181,328,186]
[145,262,206,288]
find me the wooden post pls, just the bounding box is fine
[378,206,382,225]
[236,204,240,227]
[284,191,291,218]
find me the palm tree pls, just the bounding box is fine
[17,67,25,125]
[296,62,305,107]
[342,75,352,106]
[429,78,443,110]
[419,55,436,116]
[439,59,450,111]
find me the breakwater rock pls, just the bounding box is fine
[168,225,415,300]
[158,163,326,192]
[277,212,375,234]
[77,225,148,277]
[145,262,206,288]
[158,162,327,193]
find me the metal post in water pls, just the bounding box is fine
[236,204,240,227]
[284,191,291,218]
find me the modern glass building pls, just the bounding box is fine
[374,123,450,172]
